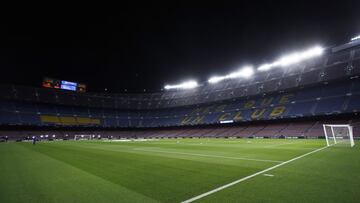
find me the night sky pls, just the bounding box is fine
[1,1,360,93]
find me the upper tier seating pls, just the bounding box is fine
[1,46,359,110]
[1,79,359,128]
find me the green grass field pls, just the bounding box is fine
[1,138,359,203]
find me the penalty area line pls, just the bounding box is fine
[181,145,330,203]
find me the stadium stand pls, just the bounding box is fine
[1,119,359,140]
[1,41,360,139]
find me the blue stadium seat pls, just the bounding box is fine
[295,87,322,101]
[355,49,360,59]
[19,113,41,125]
[351,79,360,93]
[323,63,348,81]
[0,100,16,112]
[279,75,300,90]
[352,59,360,76]
[346,94,360,112]
[14,102,38,113]
[327,51,350,66]
[0,111,20,124]
[314,97,346,115]
[288,101,315,116]
[56,106,74,116]
[103,117,118,127]
[321,82,350,97]
[39,104,58,114]
[299,69,321,86]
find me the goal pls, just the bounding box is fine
[323,124,355,147]
[74,134,93,141]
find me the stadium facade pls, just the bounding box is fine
[1,40,360,139]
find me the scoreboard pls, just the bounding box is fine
[42,77,86,92]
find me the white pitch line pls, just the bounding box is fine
[133,148,283,163]
[181,145,330,203]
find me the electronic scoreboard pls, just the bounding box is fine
[42,77,86,92]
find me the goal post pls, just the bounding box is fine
[323,124,355,147]
[74,134,93,141]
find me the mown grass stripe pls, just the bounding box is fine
[133,148,284,163]
[181,145,330,203]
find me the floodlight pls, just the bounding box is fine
[278,46,323,66]
[258,46,324,71]
[220,120,234,124]
[351,35,360,41]
[238,66,254,78]
[164,80,198,90]
[208,66,254,84]
[208,76,225,84]
[258,63,275,71]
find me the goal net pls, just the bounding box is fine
[74,134,93,141]
[323,124,355,147]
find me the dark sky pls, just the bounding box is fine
[1,1,360,93]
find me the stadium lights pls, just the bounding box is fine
[208,66,254,84]
[164,80,198,90]
[220,120,234,124]
[258,46,324,71]
[351,35,360,41]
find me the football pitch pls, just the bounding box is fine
[0,138,359,203]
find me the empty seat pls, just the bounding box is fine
[19,113,41,125]
[322,63,348,81]
[346,94,360,112]
[279,75,300,90]
[327,51,350,66]
[314,97,346,115]
[288,101,315,116]
[299,70,321,86]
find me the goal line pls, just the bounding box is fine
[181,145,330,203]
